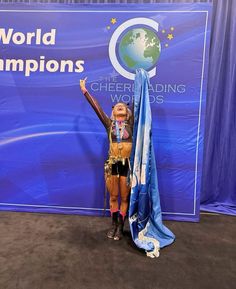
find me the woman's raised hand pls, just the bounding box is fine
[80,77,87,94]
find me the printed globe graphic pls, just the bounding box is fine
[118,28,161,71]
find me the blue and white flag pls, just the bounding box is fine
[129,69,175,258]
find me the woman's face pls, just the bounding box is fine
[113,103,128,119]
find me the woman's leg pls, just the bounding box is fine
[119,176,130,216]
[106,175,119,212]
[114,176,130,240]
[106,175,119,238]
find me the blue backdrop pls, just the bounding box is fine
[0,3,212,221]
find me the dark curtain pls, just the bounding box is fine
[201,0,236,215]
[2,0,236,215]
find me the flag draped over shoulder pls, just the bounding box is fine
[129,69,175,258]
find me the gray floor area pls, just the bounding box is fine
[0,211,235,289]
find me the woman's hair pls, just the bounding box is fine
[111,102,132,121]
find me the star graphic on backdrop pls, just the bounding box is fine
[165,43,169,47]
[111,18,117,24]
[162,29,166,33]
[167,33,174,40]
[107,26,111,30]
[170,27,175,31]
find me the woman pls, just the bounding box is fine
[80,78,133,241]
